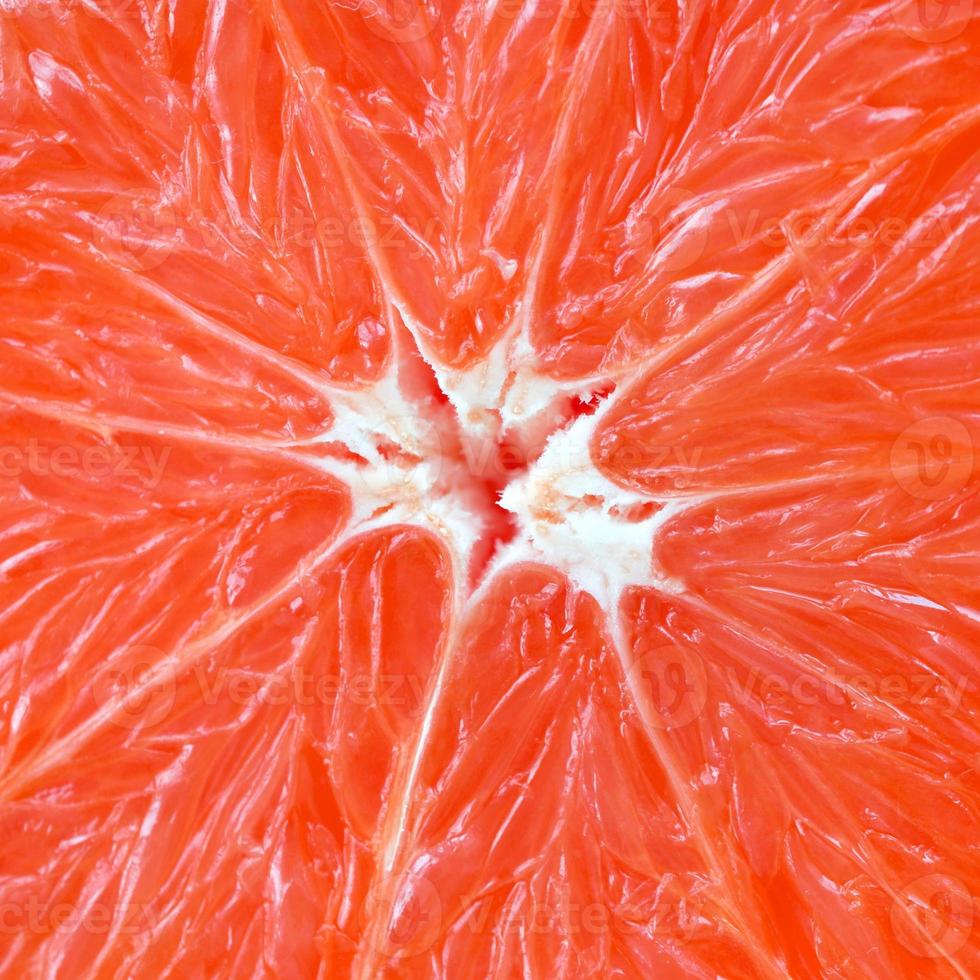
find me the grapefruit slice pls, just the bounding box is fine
[2,0,979,977]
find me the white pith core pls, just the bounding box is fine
[320,322,691,613]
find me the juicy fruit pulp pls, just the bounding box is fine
[2,0,980,977]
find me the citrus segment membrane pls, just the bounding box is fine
[1,0,979,975]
